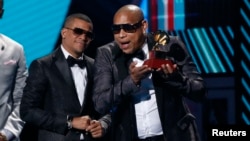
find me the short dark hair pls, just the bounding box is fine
[63,13,93,28]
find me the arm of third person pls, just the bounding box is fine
[85,113,111,138]
[85,120,103,138]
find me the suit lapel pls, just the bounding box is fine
[53,48,81,108]
[84,56,93,83]
[79,56,91,113]
[54,48,74,88]
[147,33,155,51]
[110,43,129,80]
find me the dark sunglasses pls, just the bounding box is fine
[65,27,94,40]
[111,19,144,34]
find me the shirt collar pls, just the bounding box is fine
[60,45,83,60]
[141,41,149,59]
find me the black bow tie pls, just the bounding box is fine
[134,49,145,60]
[67,56,86,68]
[125,49,145,60]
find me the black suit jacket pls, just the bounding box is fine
[20,47,107,141]
[93,34,206,141]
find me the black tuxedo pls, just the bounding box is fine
[20,47,106,141]
[92,34,206,141]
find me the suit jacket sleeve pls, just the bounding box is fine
[2,43,27,139]
[92,44,139,115]
[20,59,68,135]
[152,36,206,102]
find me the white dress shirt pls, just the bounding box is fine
[61,45,87,106]
[133,43,163,139]
[61,46,87,140]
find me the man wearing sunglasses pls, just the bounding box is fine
[92,4,206,141]
[20,13,110,141]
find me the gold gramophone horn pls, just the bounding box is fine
[150,30,189,66]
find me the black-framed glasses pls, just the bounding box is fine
[111,19,144,34]
[64,27,94,40]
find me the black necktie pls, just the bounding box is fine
[67,56,85,68]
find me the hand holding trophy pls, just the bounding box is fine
[143,30,189,69]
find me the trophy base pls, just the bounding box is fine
[143,58,174,69]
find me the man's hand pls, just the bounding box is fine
[157,63,177,74]
[86,120,103,138]
[71,116,91,130]
[0,133,7,141]
[129,62,151,85]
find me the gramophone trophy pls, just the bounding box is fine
[143,30,174,69]
[143,30,189,69]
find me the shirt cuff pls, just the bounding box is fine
[98,114,111,135]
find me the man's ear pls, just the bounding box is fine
[61,28,67,39]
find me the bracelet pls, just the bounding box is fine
[0,132,7,141]
[67,115,73,129]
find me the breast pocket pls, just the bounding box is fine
[0,62,17,82]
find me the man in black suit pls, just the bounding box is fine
[20,13,110,141]
[92,4,206,141]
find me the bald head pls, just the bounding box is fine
[112,4,147,55]
[113,4,144,23]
